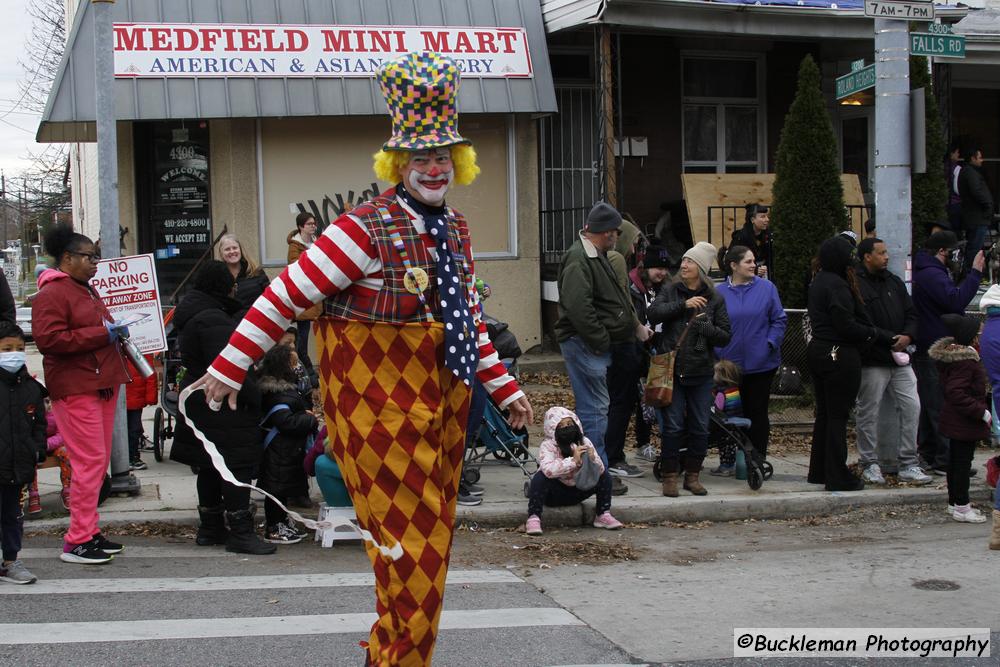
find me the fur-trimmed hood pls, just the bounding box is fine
[256,375,298,394]
[928,337,981,363]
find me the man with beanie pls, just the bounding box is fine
[912,230,985,475]
[853,238,930,486]
[555,202,652,484]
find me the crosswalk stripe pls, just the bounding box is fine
[0,569,522,595]
[0,608,584,644]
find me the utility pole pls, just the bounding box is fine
[1,172,7,247]
[874,18,912,280]
[93,0,138,493]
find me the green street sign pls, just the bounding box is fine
[911,32,966,58]
[836,64,876,100]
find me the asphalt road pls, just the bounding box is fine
[5,502,999,666]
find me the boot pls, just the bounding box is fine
[661,473,679,497]
[991,510,1000,551]
[195,505,228,546]
[683,458,707,496]
[224,509,277,555]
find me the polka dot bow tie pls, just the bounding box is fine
[425,212,479,385]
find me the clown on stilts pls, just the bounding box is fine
[192,51,534,666]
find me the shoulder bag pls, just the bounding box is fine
[643,316,697,408]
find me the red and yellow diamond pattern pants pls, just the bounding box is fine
[316,319,470,667]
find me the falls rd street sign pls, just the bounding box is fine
[836,64,876,100]
[864,0,934,19]
[911,32,966,58]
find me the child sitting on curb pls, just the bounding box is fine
[525,406,623,536]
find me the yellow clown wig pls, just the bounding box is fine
[372,145,480,186]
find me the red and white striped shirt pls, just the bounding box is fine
[208,196,524,408]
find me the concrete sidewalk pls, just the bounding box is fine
[26,438,995,533]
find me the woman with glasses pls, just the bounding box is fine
[32,225,130,564]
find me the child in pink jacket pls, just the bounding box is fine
[524,406,623,536]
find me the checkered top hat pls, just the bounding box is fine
[377,51,471,151]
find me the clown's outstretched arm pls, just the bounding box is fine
[194,214,380,408]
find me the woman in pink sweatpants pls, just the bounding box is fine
[31,226,131,564]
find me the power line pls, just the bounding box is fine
[1,24,61,122]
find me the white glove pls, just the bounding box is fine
[983,410,993,425]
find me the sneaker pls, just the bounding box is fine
[92,532,125,555]
[710,464,735,477]
[636,444,658,462]
[465,483,485,496]
[27,495,42,515]
[0,560,37,584]
[265,522,304,544]
[610,476,629,496]
[457,489,483,506]
[60,539,113,564]
[862,463,886,485]
[897,466,932,485]
[129,459,148,471]
[139,435,155,452]
[593,512,623,530]
[952,506,987,523]
[946,504,955,515]
[283,517,309,540]
[525,515,542,536]
[607,461,644,478]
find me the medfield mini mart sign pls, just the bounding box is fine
[113,23,533,78]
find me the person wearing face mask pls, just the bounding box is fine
[0,322,47,585]
[524,406,622,536]
[189,52,532,667]
[31,224,130,564]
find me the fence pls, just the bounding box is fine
[706,204,873,254]
[768,308,987,426]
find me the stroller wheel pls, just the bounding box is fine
[748,463,764,491]
[493,449,511,461]
[652,459,662,482]
[153,407,164,463]
[762,461,774,480]
[523,480,530,498]
[462,467,481,485]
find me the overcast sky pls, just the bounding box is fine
[0,1,49,179]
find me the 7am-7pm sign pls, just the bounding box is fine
[113,23,534,78]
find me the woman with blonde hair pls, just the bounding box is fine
[217,234,269,311]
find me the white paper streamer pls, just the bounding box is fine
[178,385,404,561]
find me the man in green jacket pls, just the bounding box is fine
[556,202,651,477]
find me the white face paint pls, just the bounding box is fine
[400,148,454,206]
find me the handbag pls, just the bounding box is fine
[643,318,697,408]
[575,450,601,491]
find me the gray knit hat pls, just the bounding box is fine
[682,241,718,275]
[584,201,622,233]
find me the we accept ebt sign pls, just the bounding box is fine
[113,23,533,78]
[91,254,167,354]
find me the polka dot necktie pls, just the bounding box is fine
[425,212,479,385]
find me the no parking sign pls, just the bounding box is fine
[91,253,167,353]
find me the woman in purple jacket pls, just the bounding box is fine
[715,246,787,466]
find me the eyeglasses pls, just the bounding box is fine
[69,251,101,263]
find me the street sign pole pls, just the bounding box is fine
[93,0,139,493]
[874,18,912,281]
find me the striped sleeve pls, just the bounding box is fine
[474,316,524,408]
[207,214,380,389]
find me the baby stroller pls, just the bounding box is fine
[461,316,538,489]
[151,310,182,462]
[652,408,773,490]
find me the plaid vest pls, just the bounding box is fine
[323,192,473,324]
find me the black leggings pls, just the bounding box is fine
[947,439,976,506]
[196,465,254,513]
[741,369,777,459]
[527,470,612,517]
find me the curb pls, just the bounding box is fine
[25,510,200,532]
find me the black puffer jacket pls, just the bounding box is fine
[257,376,315,498]
[0,367,46,486]
[648,280,731,381]
[170,288,263,470]
[855,265,917,366]
[234,263,270,312]
[808,237,881,349]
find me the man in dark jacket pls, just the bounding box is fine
[854,238,930,486]
[912,231,984,474]
[556,202,651,474]
[730,203,771,279]
[958,146,994,273]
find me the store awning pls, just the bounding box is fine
[542,0,967,37]
[38,0,557,143]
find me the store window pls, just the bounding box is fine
[682,56,762,174]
